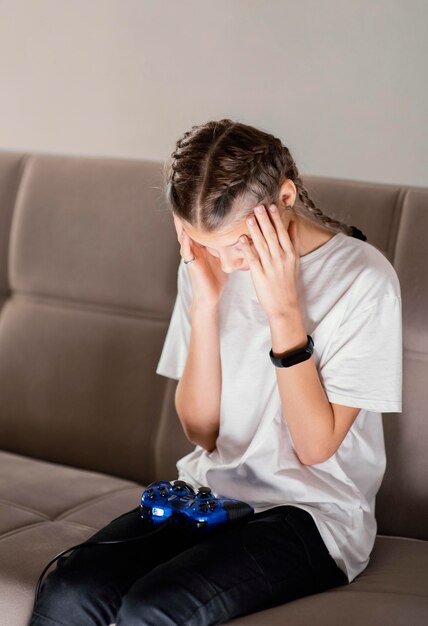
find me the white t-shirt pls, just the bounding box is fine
[155,231,402,583]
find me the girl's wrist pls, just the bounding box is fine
[268,307,307,355]
[190,300,220,317]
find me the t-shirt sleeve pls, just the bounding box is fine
[319,295,403,413]
[155,259,192,381]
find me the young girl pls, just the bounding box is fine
[31,119,402,626]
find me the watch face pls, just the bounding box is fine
[280,350,312,367]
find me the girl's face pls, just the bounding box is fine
[178,217,257,273]
[174,182,297,273]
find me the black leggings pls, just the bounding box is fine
[30,504,348,626]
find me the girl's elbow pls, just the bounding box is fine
[187,428,218,454]
[299,445,334,466]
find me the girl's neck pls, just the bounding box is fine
[293,215,336,258]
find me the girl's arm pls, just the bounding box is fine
[269,308,360,465]
[175,302,221,453]
[237,202,362,465]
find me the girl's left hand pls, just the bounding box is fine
[239,203,301,319]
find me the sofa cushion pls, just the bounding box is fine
[0,451,143,625]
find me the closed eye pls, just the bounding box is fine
[198,238,253,251]
[233,238,254,250]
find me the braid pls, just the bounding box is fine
[294,177,353,236]
[296,179,367,241]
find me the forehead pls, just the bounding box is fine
[182,219,248,247]
[179,193,258,247]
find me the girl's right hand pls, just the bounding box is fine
[172,213,229,308]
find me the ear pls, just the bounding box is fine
[278,178,297,209]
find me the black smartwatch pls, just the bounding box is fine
[269,335,314,368]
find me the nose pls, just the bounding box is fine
[207,244,251,272]
[217,250,245,273]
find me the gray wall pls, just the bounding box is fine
[0,0,426,187]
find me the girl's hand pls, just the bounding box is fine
[172,213,229,308]
[239,204,302,319]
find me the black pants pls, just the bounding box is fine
[30,504,348,626]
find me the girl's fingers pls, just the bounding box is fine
[240,236,262,273]
[266,205,294,254]
[249,204,294,258]
[252,205,282,258]
[172,214,192,258]
[246,212,268,251]
[180,229,187,252]
[181,230,196,261]
[172,213,184,242]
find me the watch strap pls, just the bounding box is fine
[269,335,314,368]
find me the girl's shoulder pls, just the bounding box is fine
[342,234,400,297]
[327,234,401,319]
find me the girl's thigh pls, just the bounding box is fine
[30,506,200,626]
[115,505,348,626]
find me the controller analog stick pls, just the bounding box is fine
[172,480,195,494]
[173,480,187,491]
[197,486,212,498]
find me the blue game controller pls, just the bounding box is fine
[140,480,254,534]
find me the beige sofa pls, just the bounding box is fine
[0,150,427,625]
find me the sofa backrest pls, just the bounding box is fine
[0,151,426,541]
[0,151,195,487]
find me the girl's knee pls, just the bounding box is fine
[32,561,116,625]
[116,577,193,626]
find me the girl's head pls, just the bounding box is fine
[164,119,361,272]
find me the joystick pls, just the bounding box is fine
[140,480,254,535]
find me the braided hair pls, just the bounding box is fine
[164,119,367,241]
